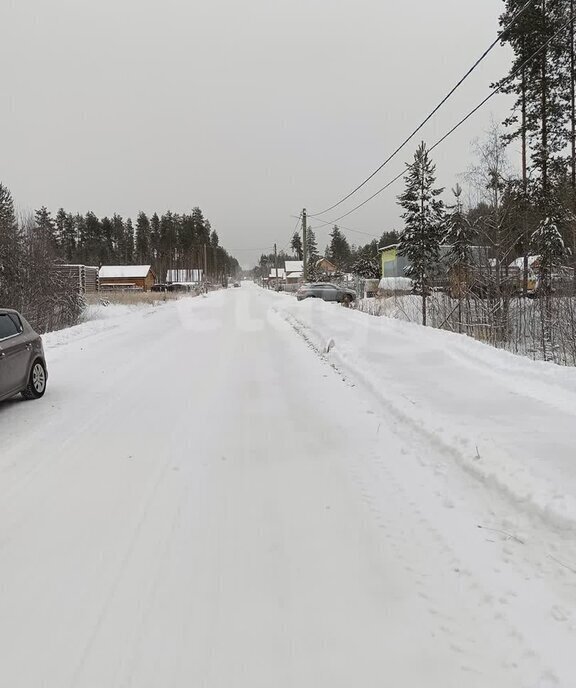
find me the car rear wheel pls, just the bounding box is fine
[22,360,47,400]
[341,294,352,306]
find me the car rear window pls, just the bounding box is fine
[0,313,21,339]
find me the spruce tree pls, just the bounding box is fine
[306,227,320,263]
[35,206,57,249]
[55,208,67,252]
[444,184,477,288]
[0,183,24,307]
[397,142,445,325]
[531,216,568,359]
[326,226,352,271]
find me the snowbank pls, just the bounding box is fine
[275,297,576,531]
[378,276,413,291]
[43,300,171,352]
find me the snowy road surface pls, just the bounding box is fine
[1,285,575,687]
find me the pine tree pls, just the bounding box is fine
[61,212,77,262]
[192,207,209,245]
[84,212,102,265]
[498,0,570,206]
[100,217,114,264]
[108,214,122,262]
[290,231,303,259]
[397,142,445,325]
[135,212,151,263]
[150,213,161,262]
[124,218,135,263]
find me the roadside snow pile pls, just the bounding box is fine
[275,296,576,531]
[43,301,166,351]
[378,276,413,291]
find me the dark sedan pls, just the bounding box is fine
[296,282,357,304]
[0,309,48,402]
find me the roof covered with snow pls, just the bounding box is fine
[509,256,541,270]
[284,260,303,274]
[99,265,153,279]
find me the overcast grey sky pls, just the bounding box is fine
[1,0,513,267]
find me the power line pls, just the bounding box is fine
[309,0,538,217]
[307,217,380,238]
[323,14,573,224]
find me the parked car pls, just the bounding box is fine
[0,309,48,402]
[296,283,357,304]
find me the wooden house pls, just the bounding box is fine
[98,265,156,292]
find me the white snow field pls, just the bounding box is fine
[1,284,575,688]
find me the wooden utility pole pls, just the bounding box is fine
[302,209,308,281]
[203,243,208,283]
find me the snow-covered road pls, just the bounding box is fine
[1,285,575,687]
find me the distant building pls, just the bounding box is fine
[166,269,203,283]
[54,264,99,294]
[98,265,156,292]
[315,258,337,274]
[269,268,286,280]
[284,260,304,283]
[379,244,409,278]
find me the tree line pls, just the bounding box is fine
[33,203,239,282]
[0,182,240,332]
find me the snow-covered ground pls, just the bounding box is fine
[1,283,575,687]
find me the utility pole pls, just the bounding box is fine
[203,243,208,283]
[302,208,308,281]
[274,243,278,289]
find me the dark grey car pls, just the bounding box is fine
[0,309,48,402]
[296,282,357,304]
